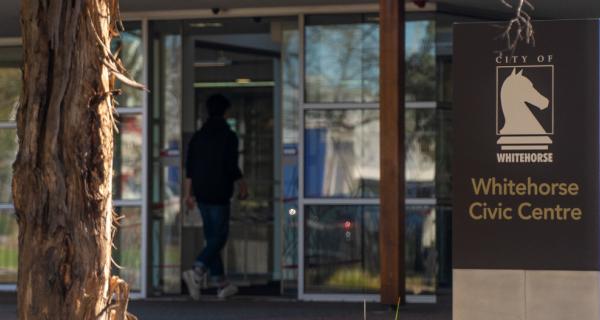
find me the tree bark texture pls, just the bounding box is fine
[14,0,133,319]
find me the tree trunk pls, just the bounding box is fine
[14,0,134,319]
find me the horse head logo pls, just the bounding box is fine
[499,68,549,135]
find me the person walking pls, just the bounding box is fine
[182,94,248,300]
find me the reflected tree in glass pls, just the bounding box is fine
[405,21,436,102]
[305,17,379,103]
[405,109,436,198]
[0,68,20,121]
[112,26,144,108]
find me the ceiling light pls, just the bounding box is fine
[194,56,231,68]
[236,78,251,84]
[194,61,230,67]
[189,22,223,28]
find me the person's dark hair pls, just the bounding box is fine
[206,94,231,117]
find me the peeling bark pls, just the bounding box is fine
[14,0,136,319]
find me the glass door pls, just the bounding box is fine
[147,16,301,297]
[181,17,281,294]
[149,20,183,295]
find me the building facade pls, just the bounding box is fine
[0,1,479,301]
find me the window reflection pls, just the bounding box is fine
[151,163,181,294]
[305,14,379,103]
[113,207,142,291]
[304,205,379,294]
[283,28,300,146]
[0,129,16,203]
[0,67,20,122]
[304,109,380,198]
[162,35,182,154]
[0,210,17,283]
[405,205,437,295]
[112,22,144,108]
[158,164,181,293]
[304,17,436,104]
[436,109,452,200]
[436,205,452,288]
[113,115,143,200]
[282,25,300,287]
[406,109,436,198]
[406,20,436,102]
[150,21,183,294]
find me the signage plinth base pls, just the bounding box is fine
[454,269,600,320]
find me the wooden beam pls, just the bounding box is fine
[379,0,405,305]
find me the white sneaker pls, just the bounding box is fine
[217,283,238,299]
[182,270,201,300]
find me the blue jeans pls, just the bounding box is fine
[195,203,230,278]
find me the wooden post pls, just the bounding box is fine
[379,0,405,305]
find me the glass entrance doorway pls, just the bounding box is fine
[186,44,277,292]
[149,17,299,296]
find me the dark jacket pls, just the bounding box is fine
[186,117,243,205]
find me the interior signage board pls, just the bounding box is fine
[453,20,600,270]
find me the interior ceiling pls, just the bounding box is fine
[1,0,600,38]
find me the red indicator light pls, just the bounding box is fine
[344,221,352,230]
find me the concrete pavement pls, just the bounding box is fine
[0,294,452,319]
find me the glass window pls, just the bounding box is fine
[304,109,379,198]
[0,67,20,122]
[113,207,142,291]
[304,17,436,104]
[405,20,436,102]
[0,210,17,283]
[304,205,379,294]
[281,24,300,287]
[435,109,452,201]
[113,115,143,200]
[158,164,181,293]
[305,14,379,103]
[0,47,21,205]
[405,204,437,295]
[0,129,17,203]
[151,163,181,294]
[406,109,436,198]
[436,205,452,288]
[0,46,21,122]
[437,56,452,105]
[161,35,182,154]
[112,22,144,108]
[283,27,300,146]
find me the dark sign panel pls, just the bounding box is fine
[453,20,600,270]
